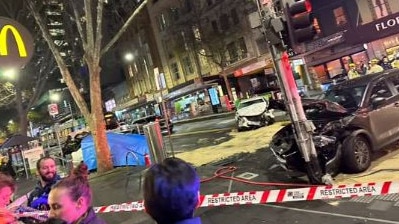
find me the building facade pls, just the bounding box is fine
[146,0,276,119]
[291,0,399,90]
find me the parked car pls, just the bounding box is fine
[131,115,173,134]
[235,96,275,131]
[269,69,399,176]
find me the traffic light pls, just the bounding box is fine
[286,0,316,44]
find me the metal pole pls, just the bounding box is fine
[158,73,175,157]
[255,0,324,184]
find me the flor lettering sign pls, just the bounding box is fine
[0,17,34,68]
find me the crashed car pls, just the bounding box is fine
[235,96,275,131]
[270,70,399,175]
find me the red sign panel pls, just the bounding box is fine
[48,103,59,116]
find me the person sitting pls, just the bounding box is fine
[143,157,201,224]
[47,165,106,224]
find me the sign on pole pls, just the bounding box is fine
[48,103,59,116]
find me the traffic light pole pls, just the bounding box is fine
[255,0,330,184]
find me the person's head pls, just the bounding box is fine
[371,58,379,65]
[0,173,15,208]
[36,157,57,184]
[71,162,89,180]
[48,175,92,223]
[383,56,389,63]
[143,158,200,223]
[349,63,356,69]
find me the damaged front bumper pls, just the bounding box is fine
[269,127,342,176]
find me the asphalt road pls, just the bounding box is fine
[164,114,236,153]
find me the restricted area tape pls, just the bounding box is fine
[16,181,399,216]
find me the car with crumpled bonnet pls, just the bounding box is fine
[235,96,275,131]
[269,69,399,175]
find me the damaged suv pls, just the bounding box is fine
[270,70,399,175]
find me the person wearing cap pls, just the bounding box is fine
[347,63,360,79]
[366,59,384,74]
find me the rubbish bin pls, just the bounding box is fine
[143,122,167,164]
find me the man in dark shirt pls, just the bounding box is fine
[143,158,201,224]
[27,156,61,210]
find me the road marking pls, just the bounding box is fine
[171,128,232,137]
[259,204,399,223]
[217,119,235,125]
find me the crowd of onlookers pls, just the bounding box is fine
[347,53,399,80]
[0,156,201,224]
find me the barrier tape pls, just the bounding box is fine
[14,181,399,217]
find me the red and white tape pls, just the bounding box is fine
[16,181,399,215]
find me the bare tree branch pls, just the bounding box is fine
[71,1,88,52]
[84,0,95,53]
[101,0,147,56]
[94,0,104,62]
[26,0,91,118]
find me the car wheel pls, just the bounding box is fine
[342,134,371,173]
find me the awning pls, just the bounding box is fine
[163,81,215,101]
[234,59,273,77]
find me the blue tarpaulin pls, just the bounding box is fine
[80,132,149,171]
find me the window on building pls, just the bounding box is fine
[184,0,192,12]
[333,7,347,26]
[238,37,247,58]
[170,7,179,21]
[183,56,194,74]
[158,13,168,31]
[219,14,230,31]
[192,25,201,41]
[171,62,180,80]
[231,8,240,24]
[211,20,219,33]
[227,42,238,63]
[370,0,390,19]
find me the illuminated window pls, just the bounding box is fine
[369,0,391,19]
[333,7,347,26]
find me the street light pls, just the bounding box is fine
[50,92,61,102]
[3,69,17,80]
[125,53,134,62]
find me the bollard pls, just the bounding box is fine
[143,122,167,164]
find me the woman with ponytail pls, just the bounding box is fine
[47,163,105,224]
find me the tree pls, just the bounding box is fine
[25,0,147,172]
[168,0,252,100]
[0,1,55,136]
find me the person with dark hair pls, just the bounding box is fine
[27,157,61,210]
[71,162,89,180]
[143,157,201,224]
[47,172,106,224]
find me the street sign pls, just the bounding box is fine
[48,103,59,116]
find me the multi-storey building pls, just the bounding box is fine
[145,0,277,119]
[290,0,399,90]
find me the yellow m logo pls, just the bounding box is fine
[0,25,28,57]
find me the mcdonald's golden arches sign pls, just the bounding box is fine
[0,17,34,68]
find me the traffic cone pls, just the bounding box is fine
[144,153,151,167]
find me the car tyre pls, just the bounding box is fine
[342,134,371,173]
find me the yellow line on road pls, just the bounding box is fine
[171,128,233,137]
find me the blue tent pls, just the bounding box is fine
[80,132,149,171]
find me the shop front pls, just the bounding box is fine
[162,82,219,121]
[233,59,277,99]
